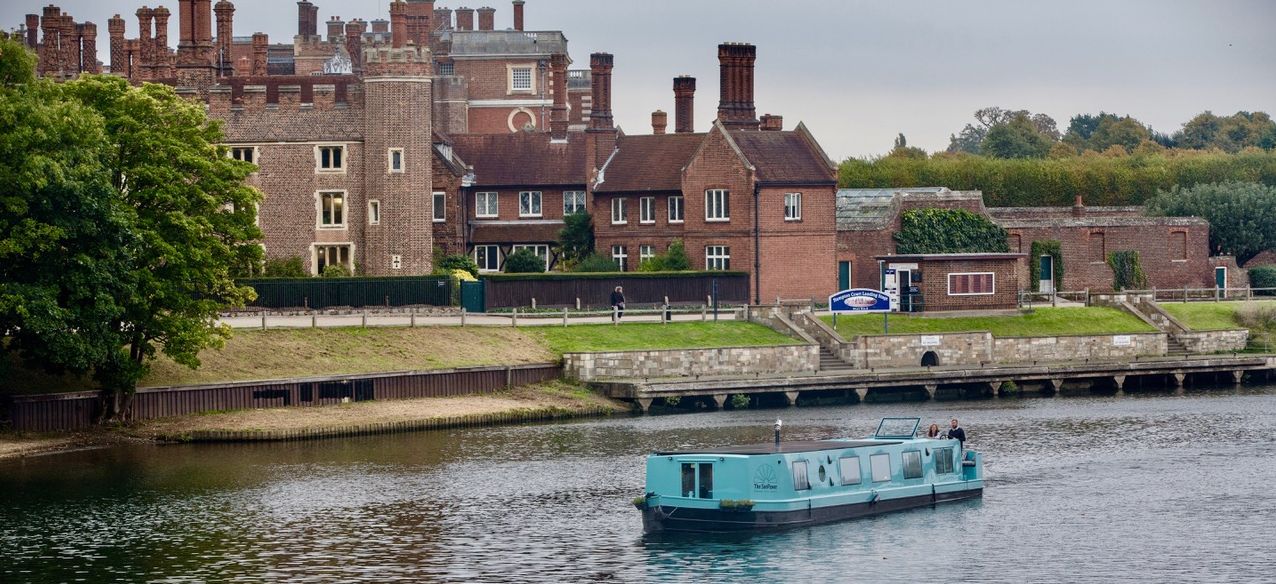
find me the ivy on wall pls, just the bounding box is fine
[1107,250,1149,291]
[1028,240,1064,292]
[894,208,1011,254]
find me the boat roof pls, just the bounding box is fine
[654,440,900,456]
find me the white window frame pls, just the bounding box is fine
[438,62,454,76]
[611,245,628,272]
[639,196,655,224]
[312,243,353,275]
[509,65,534,93]
[511,244,551,271]
[784,192,802,221]
[639,244,655,263]
[668,196,684,224]
[316,191,347,229]
[948,272,996,296]
[475,192,499,218]
[705,245,730,271]
[367,199,380,225]
[315,144,346,173]
[563,191,586,215]
[433,192,446,223]
[611,198,628,225]
[705,189,729,222]
[387,148,404,174]
[474,245,501,272]
[519,191,543,218]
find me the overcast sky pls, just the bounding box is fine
[6,0,1275,160]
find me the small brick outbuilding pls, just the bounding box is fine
[876,253,1027,312]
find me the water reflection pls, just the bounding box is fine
[2,386,1274,582]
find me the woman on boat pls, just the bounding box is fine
[925,423,942,438]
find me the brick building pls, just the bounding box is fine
[877,254,1027,312]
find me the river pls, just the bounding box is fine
[3,385,1275,583]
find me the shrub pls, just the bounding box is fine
[730,393,750,409]
[637,257,666,272]
[1249,265,1276,295]
[558,211,595,264]
[503,248,546,273]
[1236,304,1276,331]
[573,253,619,272]
[436,253,480,278]
[662,395,681,407]
[321,263,351,278]
[263,256,307,278]
[894,208,1010,254]
[662,239,692,271]
[1106,250,1148,291]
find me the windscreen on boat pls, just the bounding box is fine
[875,417,921,439]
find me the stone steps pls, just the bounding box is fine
[819,348,856,372]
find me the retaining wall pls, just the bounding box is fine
[1178,329,1249,353]
[563,344,818,381]
[991,333,1167,363]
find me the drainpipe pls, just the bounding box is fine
[753,183,762,304]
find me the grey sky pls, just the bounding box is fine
[6,0,1274,160]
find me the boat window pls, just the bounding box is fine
[902,450,923,479]
[698,463,714,499]
[792,461,810,491]
[934,447,954,474]
[870,453,892,483]
[681,463,695,497]
[838,456,861,485]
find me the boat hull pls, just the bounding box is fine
[641,487,982,534]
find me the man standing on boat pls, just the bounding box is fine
[949,419,967,448]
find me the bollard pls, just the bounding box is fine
[532,298,537,310]
[563,307,569,327]
[576,298,581,310]
[311,314,317,328]
[410,310,416,328]
[663,303,670,324]
[702,305,707,321]
[512,308,519,327]
[613,305,619,325]
[261,313,267,330]
[362,311,367,327]
[461,308,467,327]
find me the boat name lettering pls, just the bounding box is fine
[752,465,778,490]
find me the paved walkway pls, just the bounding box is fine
[221,309,742,329]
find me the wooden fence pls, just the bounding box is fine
[4,363,561,432]
[482,272,750,309]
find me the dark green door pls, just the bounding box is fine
[1215,267,1226,289]
[838,261,851,291]
[461,280,485,313]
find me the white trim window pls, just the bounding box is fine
[705,189,730,222]
[948,272,996,296]
[510,66,533,92]
[511,244,551,270]
[367,200,380,225]
[639,196,655,224]
[784,192,802,221]
[230,146,257,164]
[611,198,628,224]
[318,191,346,228]
[316,145,345,172]
[639,244,655,263]
[476,192,499,218]
[474,245,501,272]
[519,191,543,218]
[388,148,404,173]
[705,245,730,270]
[611,245,628,272]
[564,191,586,215]
[433,192,446,223]
[668,196,684,223]
[314,244,351,275]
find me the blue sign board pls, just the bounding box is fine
[828,288,892,313]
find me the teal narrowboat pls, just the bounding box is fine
[636,418,983,533]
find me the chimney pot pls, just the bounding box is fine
[652,110,668,135]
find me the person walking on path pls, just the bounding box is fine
[610,286,626,321]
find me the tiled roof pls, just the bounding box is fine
[729,129,836,185]
[449,132,587,187]
[447,30,568,57]
[594,133,705,193]
[469,220,564,244]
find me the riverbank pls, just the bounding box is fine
[0,431,127,461]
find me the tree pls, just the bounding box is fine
[0,32,37,85]
[888,133,928,159]
[662,239,691,271]
[981,112,1055,159]
[503,248,546,273]
[1175,111,1276,153]
[893,209,1010,254]
[557,210,594,265]
[1064,112,1151,152]
[1145,182,1276,265]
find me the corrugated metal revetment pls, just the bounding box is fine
[7,363,561,433]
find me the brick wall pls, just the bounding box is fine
[680,128,757,297]
[756,186,836,301]
[907,257,1023,311]
[1008,222,1212,291]
[593,191,687,271]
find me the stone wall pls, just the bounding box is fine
[563,344,818,381]
[846,331,1169,368]
[1178,329,1249,354]
[851,332,992,368]
[990,333,1166,363]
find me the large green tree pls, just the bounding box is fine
[1145,182,1276,265]
[1174,111,1276,152]
[981,112,1056,159]
[0,36,263,417]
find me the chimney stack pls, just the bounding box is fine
[297,1,318,38]
[135,7,153,78]
[760,114,783,131]
[477,7,496,31]
[390,1,408,48]
[80,22,98,74]
[250,32,267,76]
[674,75,696,133]
[434,8,453,30]
[346,19,366,73]
[1072,195,1085,217]
[25,14,39,48]
[371,19,389,33]
[214,0,234,76]
[652,110,668,135]
[108,14,126,76]
[455,7,474,31]
[549,52,569,140]
[512,0,525,31]
[154,5,171,72]
[588,52,614,131]
[327,17,345,42]
[717,42,758,130]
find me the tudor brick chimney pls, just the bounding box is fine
[371,19,389,33]
[79,22,98,74]
[327,17,345,43]
[477,6,495,31]
[25,14,39,48]
[588,52,614,131]
[717,42,758,129]
[250,32,267,76]
[455,7,474,31]
[674,75,696,133]
[512,0,525,31]
[108,14,126,76]
[153,5,171,75]
[136,7,153,78]
[549,52,569,140]
[297,1,318,38]
[1073,195,1086,217]
[390,1,408,48]
[346,19,366,73]
[760,114,783,131]
[434,8,453,30]
[652,110,668,135]
[214,0,234,76]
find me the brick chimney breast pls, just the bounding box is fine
[328,16,346,42]
[760,114,783,131]
[25,14,39,48]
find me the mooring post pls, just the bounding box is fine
[512,308,518,327]
[311,313,317,328]
[362,311,367,328]
[410,310,416,328]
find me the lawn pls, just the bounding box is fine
[821,306,1155,338]
[4,322,796,394]
[1161,301,1276,331]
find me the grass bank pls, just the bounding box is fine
[1161,301,1276,331]
[5,321,794,395]
[822,307,1155,338]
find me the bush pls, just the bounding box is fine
[503,248,546,273]
[321,263,352,278]
[730,393,750,409]
[436,253,480,278]
[662,240,691,271]
[1236,304,1276,331]
[1106,250,1148,291]
[1249,265,1276,295]
[573,253,619,272]
[263,256,307,278]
